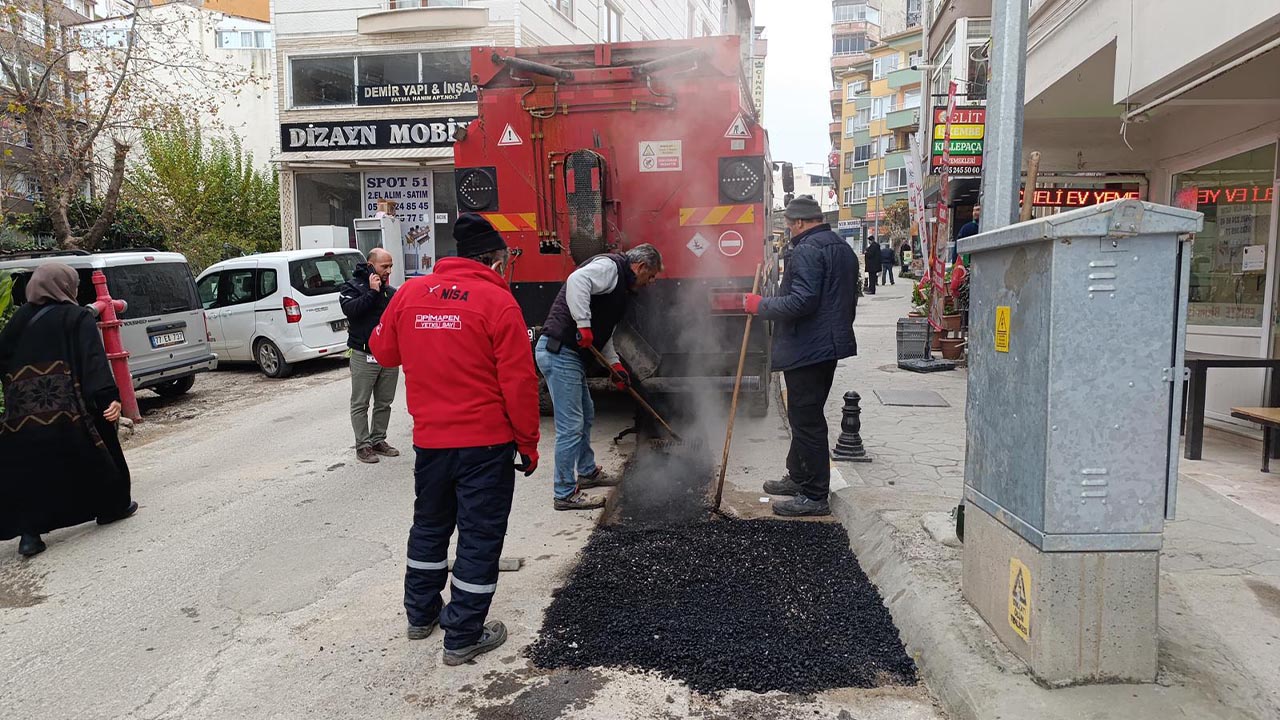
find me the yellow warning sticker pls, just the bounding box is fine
[994,306,1011,353]
[1008,558,1031,642]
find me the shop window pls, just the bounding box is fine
[359,53,418,87]
[1174,143,1277,328]
[291,56,356,106]
[295,172,362,239]
[433,171,458,258]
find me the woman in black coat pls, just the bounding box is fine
[0,264,137,558]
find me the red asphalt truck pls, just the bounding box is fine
[453,36,776,414]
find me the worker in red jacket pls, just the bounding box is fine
[370,213,540,667]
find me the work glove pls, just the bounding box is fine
[610,363,631,391]
[743,294,764,315]
[576,328,594,348]
[515,449,539,477]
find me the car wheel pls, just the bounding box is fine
[255,339,294,378]
[153,375,196,398]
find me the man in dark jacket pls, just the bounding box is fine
[743,196,859,517]
[880,241,897,286]
[864,236,882,295]
[339,248,399,464]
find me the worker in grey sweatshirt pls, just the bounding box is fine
[534,245,664,510]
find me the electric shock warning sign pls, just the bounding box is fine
[995,306,1011,353]
[1008,558,1031,642]
[639,140,683,173]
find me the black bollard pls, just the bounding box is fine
[832,391,872,462]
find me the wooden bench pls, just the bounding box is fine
[1229,407,1280,472]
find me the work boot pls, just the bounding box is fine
[407,619,438,641]
[18,534,45,558]
[97,500,139,526]
[577,466,619,489]
[443,621,508,666]
[371,441,400,458]
[554,491,606,511]
[772,495,831,517]
[357,446,380,464]
[762,474,803,496]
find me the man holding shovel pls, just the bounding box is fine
[535,245,664,511]
[743,196,859,517]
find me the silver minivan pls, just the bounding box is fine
[0,249,217,397]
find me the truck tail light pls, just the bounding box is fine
[284,296,302,323]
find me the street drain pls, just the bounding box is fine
[531,433,917,694]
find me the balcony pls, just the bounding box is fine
[883,148,909,169]
[358,0,487,34]
[831,53,870,72]
[886,106,920,130]
[831,21,874,35]
[886,66,921,90]
[829,121,842,140]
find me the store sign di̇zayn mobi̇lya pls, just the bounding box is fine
[280,117,477,152]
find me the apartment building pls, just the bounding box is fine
[272,0,755,255]
[828,0,919,245]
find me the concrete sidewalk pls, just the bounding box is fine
[801,281,1280,720]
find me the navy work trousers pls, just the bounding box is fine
[405,442,516,650]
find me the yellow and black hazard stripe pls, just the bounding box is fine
[481,213,538,232]
[678,205,756,226]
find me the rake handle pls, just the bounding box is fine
[585,345,683,442]
[714,263,764,511]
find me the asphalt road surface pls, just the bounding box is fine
[0,361,943,719]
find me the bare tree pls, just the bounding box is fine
[0,0,266,250]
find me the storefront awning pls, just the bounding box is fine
[273,146,455,169]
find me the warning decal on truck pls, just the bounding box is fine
[639,140,683,173]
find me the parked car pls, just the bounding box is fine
[195,249,360,377]
[0,249,217,397]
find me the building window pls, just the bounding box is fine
[843,186,855,206]
[843,151,854,170]
[217,29,273,49]
[868,176,879,196]
[553,0,573,21]
[871,96,889,119]
[687,2,696,37]
[852,144,871,167]
[832,34,867,56]
[1174,143,1278,329]
[845,116,857,136]
[390,0,468,7]
[833,1,879,24]
[903,89,921,109]
[884,168,907,191]
[854,107,871,129]
[605,3,623,42]
[291,56,357,106]
[295,172,362,241]
[852,181,868,203]
[873,54,900,80]
[846,80,865,100]
[290,50,470,108]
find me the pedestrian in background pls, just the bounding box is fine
[535,244,664,511]
[900,240,912,277]
[370,214,540,666]
[743,196,859,517]
[339,248,399,464]
[0,264,137,558]
[880,241,897,287]
[864,235,882,295]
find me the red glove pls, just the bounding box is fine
[610,362,631,390]
[515,449,539,477]
[576,328,594,348]
[744,294,764,315]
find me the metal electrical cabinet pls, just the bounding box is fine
[959,200,1203,552]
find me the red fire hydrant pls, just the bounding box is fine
[88,270,140,422]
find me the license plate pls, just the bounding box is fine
[331,319,349,332]
[150,331,185,348]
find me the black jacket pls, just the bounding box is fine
[757,224,859,372]
[338,263,396,351]
[864,241,883,273]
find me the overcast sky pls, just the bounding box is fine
[759,0,833,174]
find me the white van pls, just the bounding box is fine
[0,250,217,397]
[195,249,361,377]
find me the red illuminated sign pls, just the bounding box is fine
[1019,187,1141,208]
[1192,185,1273,206]
[932,107,987,125]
